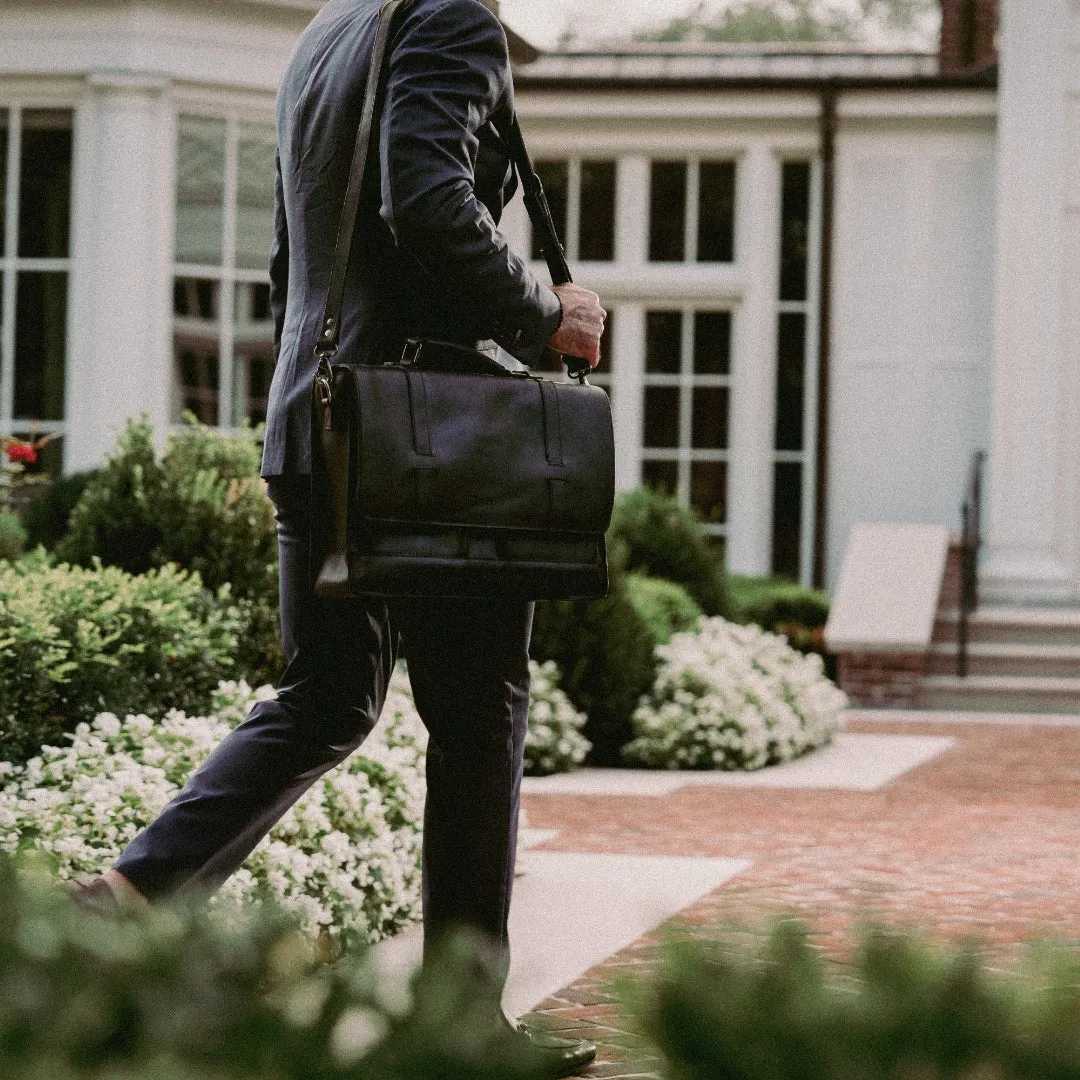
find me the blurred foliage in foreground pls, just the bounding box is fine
[635,920,1080,1080]
[0,856,545,1080]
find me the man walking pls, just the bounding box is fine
[74,0,605,1074]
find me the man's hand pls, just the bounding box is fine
[548,284,606,368]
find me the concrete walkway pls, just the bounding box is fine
[511,710,1080,1077]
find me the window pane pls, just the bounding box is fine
[772,461,803,580]
[775,312,806,452]
[173,276,221,424]
[176,116,226,265]
[19,110,73,258]
[691,461,727,524]
[645,310,682,373]
[693,311,731,375]
[14,272,67,420]
[233,282,275,425]
[649,161,686,262]
[532,160,568,261]
[697,160,735,263]
[642,459,678,496]
[692,386,729,449]
[644,386,680,448]
[579,160,616,261]
[235,123,277,271]
[780,161,812,301]
[0,112,7,253]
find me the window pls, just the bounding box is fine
[641,308,732,534]
[0,107,73,474]
[649,159,736,263]
[530,159,616,263]
[772,161,814,580]
[172,115,277,429]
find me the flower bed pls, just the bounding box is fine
[523,660,590,776]
[623,617,847,770]
[0,677,426,950]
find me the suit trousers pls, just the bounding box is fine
[114,476,533,971]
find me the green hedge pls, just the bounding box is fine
[0,554,241,764]
[729,574,831,664]
[531,570,657,766]
[622,573,702,646]
[637,921,1080,1080]
[56,419,282,686]
[607,488,730,618]
[0,858,546,1080]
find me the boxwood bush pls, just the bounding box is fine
[607,488,730,618]
[0,554,241,764]
[57,418,282,686]
[623,573,703,646]
[530,569,657,766]
[637,921,1080,1080]
[0,857,547,1080]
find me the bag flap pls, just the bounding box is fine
[341,366,615,533]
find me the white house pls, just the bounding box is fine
[0,0,1076,632]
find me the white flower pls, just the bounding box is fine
[624,617,846,771]
[0,671,427,950]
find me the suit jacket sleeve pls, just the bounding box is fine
[269,150,289,360]
[378,0,562,357]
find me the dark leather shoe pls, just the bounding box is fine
[509,1019,597,1078]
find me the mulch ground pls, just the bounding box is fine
[520,715,1080,1078]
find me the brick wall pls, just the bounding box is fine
[837,653,927,708]
[940,0,998,75]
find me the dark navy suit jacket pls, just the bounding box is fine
[262,0,563,478]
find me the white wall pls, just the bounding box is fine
[827,114,997,590]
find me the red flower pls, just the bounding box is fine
[6,443,37,465]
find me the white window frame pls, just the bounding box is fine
[0,104,73,443]
[171,111,276,437]
[641,304,734,540]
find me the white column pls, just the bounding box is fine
[610,155,650,493]
[981,0,1080,603]
[65,71,175,473]
[725,143,780,578]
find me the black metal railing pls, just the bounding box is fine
[957,449,986,677]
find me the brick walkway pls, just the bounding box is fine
[520,714,1080,1078]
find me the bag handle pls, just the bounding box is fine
[314,0,588,391]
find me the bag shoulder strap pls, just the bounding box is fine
[314,0,574,368]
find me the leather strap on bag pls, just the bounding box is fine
[313,0,585,408]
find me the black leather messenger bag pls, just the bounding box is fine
[310,0,615,601]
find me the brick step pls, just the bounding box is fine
[917,673,1080,713]
[933,605,1080,648]
[926,641,1080,679]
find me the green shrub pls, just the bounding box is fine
[56,419,167,574]
[0,858,547,1080]
[0,509,27,561]
[636,921,1080,1080]
[729,574,831,660]
[0,555,241,763]
[57,418,282,686]
[623,573,702,645]
[19,469,96,551]
[607,488,730,617]
[531,571,657,766]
